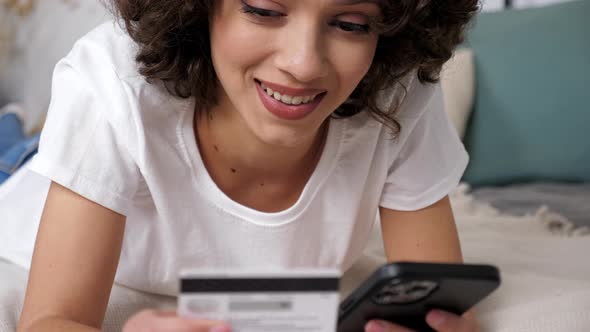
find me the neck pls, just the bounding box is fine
[195,109,328,185]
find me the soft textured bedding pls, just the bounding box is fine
[1,170,589,331]
[471,182,590,228]
[452,184,590,331]
[344,184,590,331]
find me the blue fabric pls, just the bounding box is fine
[0,112,26,155]
[0,111,40,184]
[462,0,590,186]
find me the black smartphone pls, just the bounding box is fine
[337,262,500,332]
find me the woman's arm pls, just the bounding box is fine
[17,181,126,331]
[17,182,232,332]
[373,195,478,332]
[379,195,462,264]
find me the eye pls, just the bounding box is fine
[331,20,371,34]
[240,0,285,18]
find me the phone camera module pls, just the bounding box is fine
[372,280,438,305]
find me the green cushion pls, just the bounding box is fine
[462,0,590,186]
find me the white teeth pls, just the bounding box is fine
[259,81,320,105]
[281,94,292,104]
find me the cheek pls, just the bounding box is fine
[341,46,376,82]
[329,40,377,95]
[210,18,268,83]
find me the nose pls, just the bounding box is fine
[274,21,329,83]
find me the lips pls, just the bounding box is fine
[255,79,327,121]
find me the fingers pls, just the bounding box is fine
[426,309,479,332]
[365,319,416,332]
[123,309,231,332]
[364,310,479,332]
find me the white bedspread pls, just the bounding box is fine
[1,182,589,331]
[452,184,590,332]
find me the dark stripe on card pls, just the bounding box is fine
[181,277,339,293]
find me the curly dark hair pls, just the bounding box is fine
[106,0,479,136]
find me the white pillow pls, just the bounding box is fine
[440,48,476,139]
[0,0,110,133]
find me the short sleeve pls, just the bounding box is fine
[379,80,469,211]
[27,56,141,216]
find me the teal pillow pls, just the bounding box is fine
[462,0,590,186]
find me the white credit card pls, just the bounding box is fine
[178,269,341,332]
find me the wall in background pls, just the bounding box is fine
[482,0,577,11]
[0,1,108,133]
[513,0,578,8]
[482,0,505,11]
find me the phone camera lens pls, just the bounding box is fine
[408,285,428,296]
[372,291,399,304]
[372,280,438,305]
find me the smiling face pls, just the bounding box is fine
[209,0,381,148]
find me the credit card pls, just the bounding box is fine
[178,269,341,332]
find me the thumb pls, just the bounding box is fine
[426,310,473,332]
[365,319,416,332]
[123,309,231,332]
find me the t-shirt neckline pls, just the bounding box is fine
[179,105,344,226]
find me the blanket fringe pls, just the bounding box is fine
[452,183,590,238]
[532,206,590,237]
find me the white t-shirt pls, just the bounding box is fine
[0,22,468,296]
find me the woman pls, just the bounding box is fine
[11,0,479,331]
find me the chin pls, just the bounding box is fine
[236,93,330,148]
